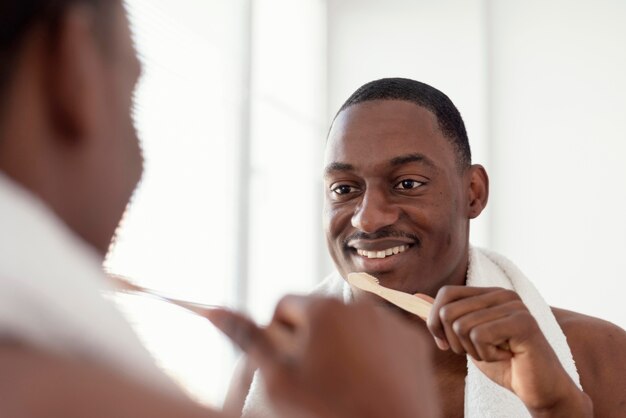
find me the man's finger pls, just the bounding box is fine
[413,293,435,304]
[204,308,278,367]
[272,295,330,328]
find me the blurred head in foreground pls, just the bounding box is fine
[0,0,143,256]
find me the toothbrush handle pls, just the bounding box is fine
[377,287,432,320]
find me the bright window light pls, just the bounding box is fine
[105,0,327,407]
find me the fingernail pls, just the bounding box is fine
[434,336,449,350]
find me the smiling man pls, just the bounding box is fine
[239,78,626,418]
[323,86,481,298]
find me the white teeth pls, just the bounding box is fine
[356,245,409,259]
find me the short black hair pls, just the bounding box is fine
[336,78,471,168]
[0,0,111,104]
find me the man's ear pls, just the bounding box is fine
[467,164,489,219]
[45,5,102,145]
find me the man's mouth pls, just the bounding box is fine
[355,245,410,259]
[346,236,417,268]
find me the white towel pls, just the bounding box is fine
[464,247,581,417]
[242,247,581,418]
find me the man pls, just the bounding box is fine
[0,2,440,417]
[239,78,626,417]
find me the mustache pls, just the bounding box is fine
[343,228,420,247]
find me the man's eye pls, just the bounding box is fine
[394,179,424,190]
[331,184,357,195]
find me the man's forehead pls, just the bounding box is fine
[324,153,436,177]
[328,100,440,138]
[324,100,449,169]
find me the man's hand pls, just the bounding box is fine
[0,343,223,418]
[426,286,593,418]
[206,295,439,418]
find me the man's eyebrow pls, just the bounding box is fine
[324,162,355,175]
[390,153,436,168]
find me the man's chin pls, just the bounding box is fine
[351,289,386,304]
[351,290,424,319]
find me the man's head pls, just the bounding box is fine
[324,78,489,297]
[0,0,143,256]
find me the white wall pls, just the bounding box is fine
[246,0,328,322]
[327,0,626,329]
[489,0,626,329]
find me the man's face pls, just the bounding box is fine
[323,100,473,297]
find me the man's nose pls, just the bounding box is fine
[351,189,400,233]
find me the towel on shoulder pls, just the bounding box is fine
[242,247,581,418]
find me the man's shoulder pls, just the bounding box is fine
[551,307,625,343]
[551,307,626,379]
[551,308,626,415]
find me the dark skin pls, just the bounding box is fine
[322,99,626,417]
[0,297,440,418]
[210,296,440,418]
[323,100,484,297]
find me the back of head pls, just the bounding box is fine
[0,0,109,115]
[0,0,42,98]
[337,78,471,168]
[0,0,141,256]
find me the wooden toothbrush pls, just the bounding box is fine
[348,272,511,351]
[347,272,432,320]
[108,273,219,316]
